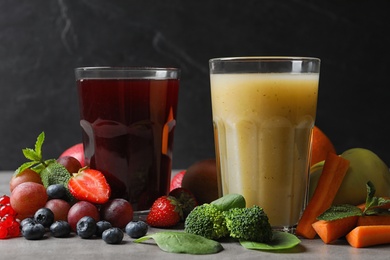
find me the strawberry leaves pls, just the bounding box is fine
[15,132,55,176]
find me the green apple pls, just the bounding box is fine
[308,148,390,205]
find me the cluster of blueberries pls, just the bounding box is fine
[21,207,148,244]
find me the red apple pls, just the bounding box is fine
[170,170,186,191]
[59,143,85,167]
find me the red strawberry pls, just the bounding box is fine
[169,187,198,220]
[68,168,111,204]
[170,170,186,191]
[146,196,181,227]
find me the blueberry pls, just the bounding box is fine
[125,220,148,238]
[76,216,97,239]
[34,208,55,228]
[95,220,112,237]
[47,184,67,199]
[50,221,71,238]
[22,222,46,240]
[102,227,124,244]
[20,217,36,227]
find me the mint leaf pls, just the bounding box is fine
[365,181,377,210]
[15,161,40,175]
[211,194,246,211]
[134,231,223,254]
[361,181,390,215]
[317,204,362,221]
[22,148,41,161]
[15,131,53,176]
[35,132,45,158]
[240,231,301,251]
[31,159,56,173]
[378,197,390,207]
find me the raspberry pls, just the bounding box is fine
[1,215,14,228]
[0,204,17,217]
[0,213,20,239]
[7,221,20,237]
[0,195,11,206]
[0,225,8,239]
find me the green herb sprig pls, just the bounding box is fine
[317,181,390,221]
[14,132,55,176]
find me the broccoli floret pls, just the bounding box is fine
[223,205,273,243]
[184,204,229,240]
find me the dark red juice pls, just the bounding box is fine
[77,78,179,210]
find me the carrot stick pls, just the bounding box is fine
[296,152,350,239]
[357,215,390,226]
[346,225,390,248]
[311,216,358,244]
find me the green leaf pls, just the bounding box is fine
[32,159,56,173]
[317,204,363,221]
[22,148,41,161]
[35,132,45,158]
[211,194,246,211]
[365,181,377,210]
[240,231,301,251]
[133,231,223,255]
[14,161,40,176]
[378,197,390,207]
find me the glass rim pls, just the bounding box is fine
[75,66,180,80]
[209,56,320,63]
[75,66,180,72]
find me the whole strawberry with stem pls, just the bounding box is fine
[169,187,198,220]
[146,196,182,227]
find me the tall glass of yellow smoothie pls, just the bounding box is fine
[209,57,320,232]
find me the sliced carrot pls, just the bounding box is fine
[296,152,350,239]
[346,225,390,248]
[312,216,358,244]
[357,215,390,226]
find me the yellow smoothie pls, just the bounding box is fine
[210,73,319,228]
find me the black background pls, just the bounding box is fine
[0,0,389,171]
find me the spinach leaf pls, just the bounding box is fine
[134,231,223,254]
[211,193,246,211]
[240,231,301,251]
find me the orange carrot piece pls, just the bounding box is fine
[346,225,390,248]
[357,215,390,226]
[312,216,358,244]
[296,152,350,239]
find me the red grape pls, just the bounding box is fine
[45,199,71,221]
[10,182,48,220]
[9,169,43,192]
[67,201,100,231]
[100,198,133,229]
[57,156,82,174]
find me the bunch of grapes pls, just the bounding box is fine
[0,195,20,239]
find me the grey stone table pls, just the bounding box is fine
[1,171,389,260]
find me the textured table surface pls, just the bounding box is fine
[1,171,389,260]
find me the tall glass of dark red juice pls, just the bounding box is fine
[75,67,180,212]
